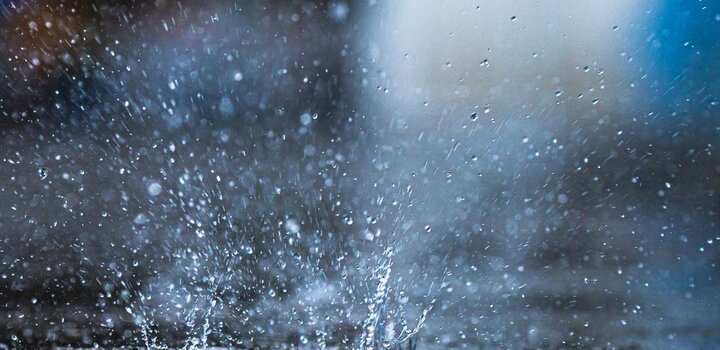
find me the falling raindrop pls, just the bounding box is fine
[38,167,48,180]
[146,181,162,196]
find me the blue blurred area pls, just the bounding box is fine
[650,0,720,110]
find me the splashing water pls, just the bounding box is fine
[358,247,435,350]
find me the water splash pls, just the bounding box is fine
[358,247,435,350]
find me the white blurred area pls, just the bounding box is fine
[356,0,652,239]
[363,0,646,131]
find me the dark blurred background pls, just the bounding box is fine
[1,0,719,349]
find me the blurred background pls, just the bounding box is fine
[1,0,719,348]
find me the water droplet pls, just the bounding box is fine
[219,95,235,115]
[300,112,312,126]
[38,167,48,180]
[147,181,162,196]
[328,1,350,22]
[133,213,149,225]
[285,219,300,233]
[558,193,569,204]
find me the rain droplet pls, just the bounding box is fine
[147,182,162,196]
[219,95,235,115]
[133,213,149,225]
[558,193,569,204]
[328,1,350,22]
[285,219,300,233]
[38,167,48,180]
[300,112,312,126]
